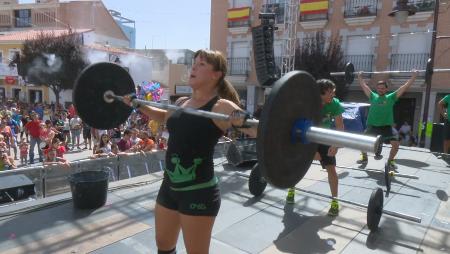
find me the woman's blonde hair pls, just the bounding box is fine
[193,49,241,106]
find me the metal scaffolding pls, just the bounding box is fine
[281,0,299,76]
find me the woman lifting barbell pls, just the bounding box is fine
[124,49,257,254]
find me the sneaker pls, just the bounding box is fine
[388,160,397,169]
[357,153,368,164]
[374,154,383,160]
[328,199,339,216]
[286,188,295,204]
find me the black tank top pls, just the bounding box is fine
[165,96,223,189]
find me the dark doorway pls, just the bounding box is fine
[29,89,42,103]
[394,98,416,130]
[12,88,20,101]
[0,87,5,102]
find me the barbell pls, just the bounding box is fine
[73,62,382,189]
[330,59,450,84]
[241,163,421,232]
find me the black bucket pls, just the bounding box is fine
[68,170,109,209]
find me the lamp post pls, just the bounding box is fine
[390,0,440,147]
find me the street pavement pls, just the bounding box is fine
[0,144,449,253]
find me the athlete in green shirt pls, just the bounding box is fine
[357,70,418,167]
[438,94,450,154]
[286,79,344,216]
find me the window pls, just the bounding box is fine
[0,51,3,63]
[345,36,374,72]
[14,9,31,27]
[262,0,286,24]
[8,49,20,62]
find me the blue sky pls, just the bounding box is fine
[20,0,212,50]
[102,0,211,50]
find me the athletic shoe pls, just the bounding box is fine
[286,188,295,204]
[374,154,383,160]
[357,153,368,164]
[328,199,339,216]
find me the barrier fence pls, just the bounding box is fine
[0,140,231,205]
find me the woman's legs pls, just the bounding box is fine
[155,204,181,252]
[180,214,216,254]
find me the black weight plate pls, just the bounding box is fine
[344,62,355,84]
[249,163,267,196]
[226,143,243,166]
[257,71,321,189]
[73,62,134,130]
[367,187,384,232]
[384,163,391,197]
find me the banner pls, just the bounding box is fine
[228,7,251,22]
[300,0,329,15]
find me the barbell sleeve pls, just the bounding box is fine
[105,91,380,153]
[306,127,381,153]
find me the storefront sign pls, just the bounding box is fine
[4,76,15,85]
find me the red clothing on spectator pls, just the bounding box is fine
[25,120,41,138]
[44,146,66,158]
[117,139,132,152]
[68,105,76,118]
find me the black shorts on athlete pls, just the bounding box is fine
[156,179,221,216]
[317,144,336,168]
[365,125,398,144]
[444,121,450,140]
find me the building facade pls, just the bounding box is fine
[0,0,130,104]
[210,0,450,146]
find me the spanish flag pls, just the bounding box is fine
[300,0,329,15]
[228,7,251,22]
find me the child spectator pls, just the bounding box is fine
[43,148,70,167]
[19,137,29,165]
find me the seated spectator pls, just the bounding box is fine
[131,131,155,153]
[117,129,133,152]
[43,148,70,167]
[130,128,141,146]
[43,137,66,158]
[0,152,16,170]
[95,133,111,154]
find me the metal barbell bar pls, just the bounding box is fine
[331,68,450,76]
[104,91,380,153]
[329,61,450,84]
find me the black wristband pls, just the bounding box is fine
[231,110,252,129]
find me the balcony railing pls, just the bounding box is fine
[344,0,378,18]
[227,57,250,76]
[390,53,429,77]
[299,12,328,22]
[410,0,435,12]
[228,20,251,28]
[344,54,374,73]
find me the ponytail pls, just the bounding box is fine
[217,78,240,106]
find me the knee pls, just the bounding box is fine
[155,237,176,251]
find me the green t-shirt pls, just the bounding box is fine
[443,94,450,122]
[367,91,397,126]
[321,98,344,128]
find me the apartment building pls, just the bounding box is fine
[210,0,450,140]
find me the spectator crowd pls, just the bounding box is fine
[0,100,169,171]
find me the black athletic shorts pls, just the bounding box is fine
[317,144,336,168]
[365,125,398,144]
[156,178,221,216]
[444,121,450,140]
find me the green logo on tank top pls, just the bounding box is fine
[166,154,203,183]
